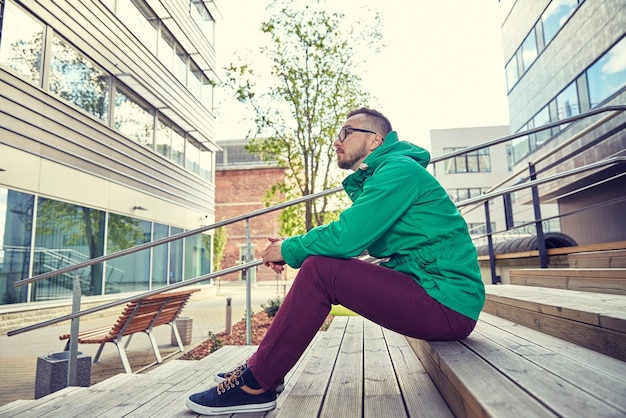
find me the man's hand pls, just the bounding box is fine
[262,237,286,274]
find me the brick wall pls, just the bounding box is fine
[215,166,288,282]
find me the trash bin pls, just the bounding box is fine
[35,351,91,399]
[171,317,193,346]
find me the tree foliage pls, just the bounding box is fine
[224,1,382,233]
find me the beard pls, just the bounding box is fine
[337,142,370,170]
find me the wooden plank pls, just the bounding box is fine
[123,345,255,417]
[568,249,626,268]
[320,317,363,418]
[477,241,626,261]
[478,313,626,382]
[382,329,454,418]
[483,300,626,361]
[485,285,626,331]
[363,320,406,418]
[267,316,348,417]
[408,338,554,418]
[473,320,626,414]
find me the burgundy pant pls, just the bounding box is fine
[247,256,476,390]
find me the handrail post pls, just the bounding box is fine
[245,219,252,345]
[67,272,81,386]
[484,201,501,284]
[529,163,548,268]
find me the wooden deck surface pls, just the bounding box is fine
[0,316,453,417]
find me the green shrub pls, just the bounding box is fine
[262,296,283,317]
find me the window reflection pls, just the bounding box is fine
[186,140,201,175]
[199,149,213,181]
[156,118,173,158]
[117,0,158,53]
[542,0,577,45]
[532,106,552,148]
[33,198,106,300]
[152,223,169,288]
[556,82,580,130]
[172,127,186,166]
[0,189,34,304]
[0,0,44,85]
[50,35,110,121]
[105,214,151,293]
[185,233,211,281]
[114,89,154,148]
[521,30,538,72]
[191,0,216,45]
[169,227,184,283]
[587,38,626,108]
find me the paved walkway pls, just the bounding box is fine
[0,280,291,407]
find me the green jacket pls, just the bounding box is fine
[281,131,485,320]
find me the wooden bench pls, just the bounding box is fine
[59,288,199,374]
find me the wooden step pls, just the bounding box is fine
[568,249,626,268]
[0,317,453,417]
[509,268,626,295]
[484,284,626,361]
[407,312,626,418]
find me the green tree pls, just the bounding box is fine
[212,225,227,271]
[225,1,382,233]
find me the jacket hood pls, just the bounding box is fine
[361,131,430,170]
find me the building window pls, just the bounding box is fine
[541,0,577,46]
[34,198,106,299]
[190,0,215,45]
[443,147,491,173]
[532,105,552,148]
[117,0,158,54]
[114,88,155,148]
[0,0,44,85]
[105,214,151,294]
[506,144,514,171]
[186,139,201,175]
[505,56,519,91]
[0,188,35,304]
[155,117,173,158]
[199,149,213,181]
[586,37,626,108]
[521,30,538,72]
[448,188,485,203]
[171,126,186,166]
[50,35,110,122]
[556,81,580,130]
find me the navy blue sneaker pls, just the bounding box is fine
[187,367,277,415]
[214,363,285,392]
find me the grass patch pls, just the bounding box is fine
[330,304,358,316]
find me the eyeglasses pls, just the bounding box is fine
[337,127,378,142]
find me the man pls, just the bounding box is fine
[186,108,485,415]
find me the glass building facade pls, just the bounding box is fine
[0,0,221,306]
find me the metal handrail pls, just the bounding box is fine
[8,155,624,337]
[429,105,625,164]
[8,105,625,336]
[14,105,625,288]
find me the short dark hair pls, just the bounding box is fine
[346,108,393,137]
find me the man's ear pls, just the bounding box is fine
[370,134,384,150]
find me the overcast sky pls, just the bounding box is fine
[213,1,511,150]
